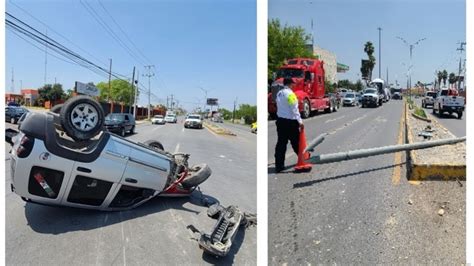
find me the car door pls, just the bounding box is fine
[60,137,132,209]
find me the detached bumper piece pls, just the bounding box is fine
[187,204,256,257]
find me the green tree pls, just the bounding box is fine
[268,19,315,79]
[324,79,336,93]
[38,83,65,102]
[236,104,257,124]
[442,70,448,85]
[337,79,352,89]
[363,42,376,81]
[97,79,137,105]
[354,80,364,92]
[437,71,443,87]
[448,72,457,85]
[218,108,233,120]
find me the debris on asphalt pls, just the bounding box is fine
[408,199,413,205]
[187,204,256,257]
[438,209,445,216]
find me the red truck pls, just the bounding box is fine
[268,58,333,119]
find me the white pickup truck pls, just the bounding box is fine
[433,88,465,119]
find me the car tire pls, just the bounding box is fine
[143,140,164,151]
[432,107,436,114]
[181,163,212,189]
[130,126,135,134]
[302,99,311,118]
[10,117,16,124]
[120,127,126,137]
[50,104,63,114]
[59,96,104,141]
[457,112,463,119]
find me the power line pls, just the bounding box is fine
[96,0,152,64]
[8,0,109,68]
[79,0,147,66]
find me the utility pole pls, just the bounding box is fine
[378,27,382,78]
[108,59,112,100]
[232,97,237,123]
[170,94,174,110]
[130,66,135,114]
[20,80,22,91]
[11,68,14,92]
[143,65,155,120]
[199,87,211,115]
[133,70,139,118]
[44,29,48,85]
[386,67,389,87]
[456,42,466,90]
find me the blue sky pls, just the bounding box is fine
[5,0,256,111]
[269,0,466,87]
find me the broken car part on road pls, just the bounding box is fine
[187,204,257,257]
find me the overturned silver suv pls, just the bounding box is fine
[6,96,211,211]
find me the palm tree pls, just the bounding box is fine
[364,42,376,80]
[448,72,457,86]
[437,71,443,87]
[442,70,448,85]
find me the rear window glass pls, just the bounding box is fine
[426,92,437,97]
[28,166,64,199]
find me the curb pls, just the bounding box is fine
[405,102,466,181]
[203,121,236,136]
[411,112,431,122]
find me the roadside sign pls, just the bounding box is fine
[75,81,99,96]
[207,98,218,106]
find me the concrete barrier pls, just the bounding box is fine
[405,102,466,181]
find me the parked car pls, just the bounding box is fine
[421,91,437,108]
[165,114,177,123]
[433,88,464,119]
[105,113,136,137]
[151,115,166,125]
[5,96,211,211]
[392,92,402,100]
[184,114,203,129]
[361,88,382,108]
[342,92,358,106]
[6,106,29,124]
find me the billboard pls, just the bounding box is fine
[207,98,218,106]
[75,81,99,97]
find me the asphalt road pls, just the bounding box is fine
[5,116,256,265]
[415,98,466,137]
[268,100,465,264]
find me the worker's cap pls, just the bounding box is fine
[283,77,294,85]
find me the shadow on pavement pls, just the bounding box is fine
[24,190,219,235]
[292,162,406,189]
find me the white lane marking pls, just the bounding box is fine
[174,143,180,153]
[219,155,226,158]
[325,115,345,123]
[119,211,127,266]
[182,127,185,132]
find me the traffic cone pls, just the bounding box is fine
[294,127,312,172]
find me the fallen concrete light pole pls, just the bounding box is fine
[307,136,466,165]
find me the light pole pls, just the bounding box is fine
[396,36,426,99]
[378,27,382,78]
[199,87,213,116]
[143,65,155,120]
